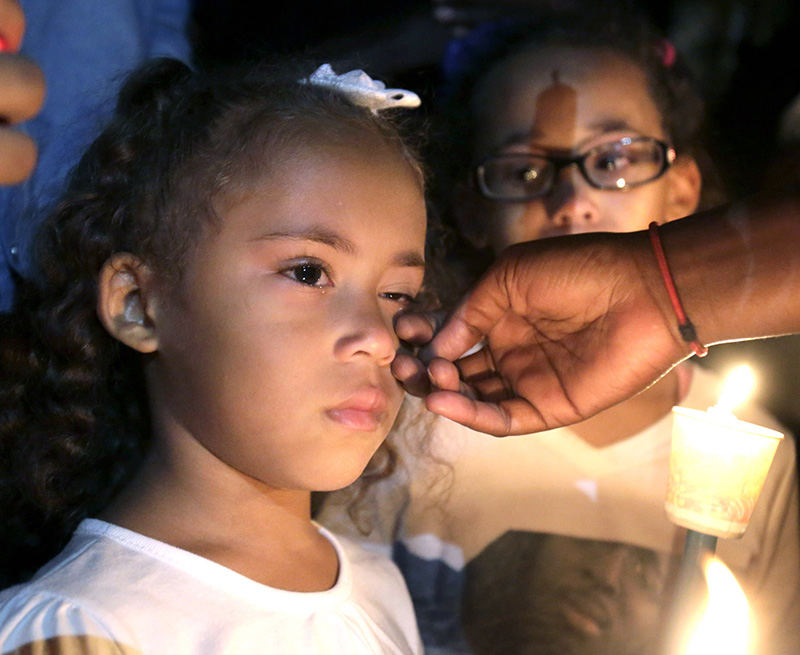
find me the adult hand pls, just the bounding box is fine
[0,0,45,184]
[394,232,689,436]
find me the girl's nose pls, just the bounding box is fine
[333,301,397,367]
[546,167,600,230]
[551,196,600,229]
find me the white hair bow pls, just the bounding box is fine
[305,63,421,114]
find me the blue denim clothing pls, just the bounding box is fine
[393,541,471,654]
[0,0,191,310]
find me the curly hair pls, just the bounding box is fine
[0,56,433,587]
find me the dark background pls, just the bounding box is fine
[189,0,800,198]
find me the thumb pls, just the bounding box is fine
[426,287,503,361]
[426,251,516,361]
[424,312,484,361]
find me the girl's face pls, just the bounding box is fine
[148,141,427,492]
[458,46,700,254]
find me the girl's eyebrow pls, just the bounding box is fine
[493,118,641,152]
[254,228,425,268]
[395,251,426,269]
[497,119,640,151]
[585,118,638,134]
[255,227,356,254]
[496,129,544,149]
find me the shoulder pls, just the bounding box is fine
[0,585,137,654]
[0,522,145,651]
[0,519,190,653]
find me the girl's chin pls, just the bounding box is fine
[316,443,389,493]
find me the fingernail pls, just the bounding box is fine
[426,366,438,389]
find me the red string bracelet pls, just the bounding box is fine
[648,221,708,357]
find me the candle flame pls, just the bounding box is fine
[684,556,750,655]
[714,364,756,415]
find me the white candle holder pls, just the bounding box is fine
[662,403,782,653]
[666,406,783,539]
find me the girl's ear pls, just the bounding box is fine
[97,253,159,353]
[664,155,702,221]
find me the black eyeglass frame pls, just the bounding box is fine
[474,136,677,202]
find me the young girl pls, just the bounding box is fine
[318,7,800,655]
[0,56,429,653]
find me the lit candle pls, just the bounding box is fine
[683,556,750,655]
[665,365,783,539]
[661,364,782,654]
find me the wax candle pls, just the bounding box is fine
[665,365,783,538]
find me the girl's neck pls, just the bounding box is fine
[100,435,339,592]
[571,363,691,447]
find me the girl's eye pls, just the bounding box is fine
[381,291,418,308]
[595,153,631,172]
[282,262,331,288]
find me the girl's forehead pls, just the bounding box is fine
[218,135,422,208]
[212,140,426,238]
[472,46,665,153]
[477,45,646,97]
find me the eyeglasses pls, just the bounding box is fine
[475,136,677,201]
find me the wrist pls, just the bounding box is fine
[626,229,694,363]
[647,222,708,357]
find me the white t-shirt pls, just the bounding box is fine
[0,519,423,654]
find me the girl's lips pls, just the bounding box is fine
[326,407,383,431]
[326,387,388,431]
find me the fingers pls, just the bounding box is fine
[0,127,36,182]
[0,1,44,184]
[424,392,545,437]
[391,352,430,397]
[397,344,537,436]
[391,351,467,397]
[392,310,442,395]
[394,309,443,346]
[446,347,493,381]
[426,357,462,391]
[423,312,485,362]
[0,53,45,123]
[425,279,506,361]
[0,0,25,53]
[430,347,513,401]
